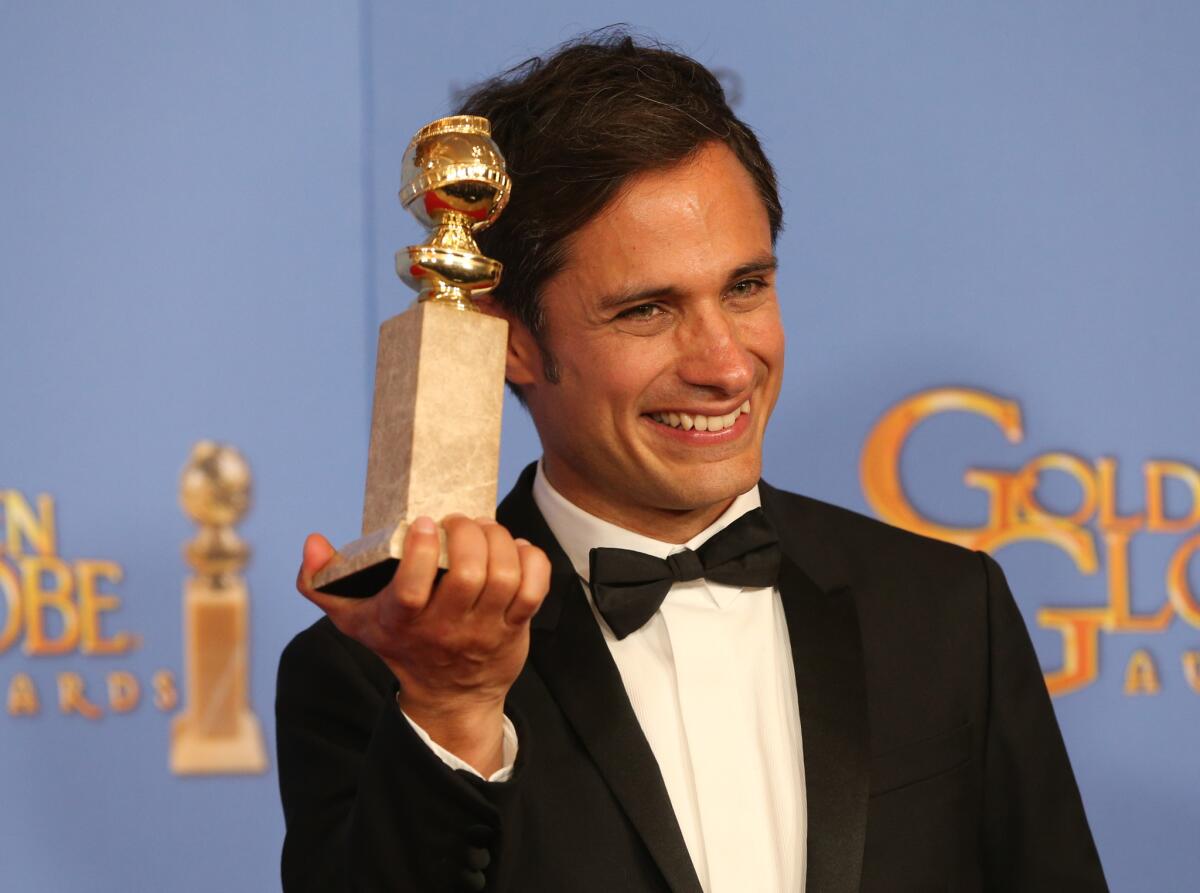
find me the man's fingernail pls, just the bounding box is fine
[412,516,436,534]
[514,538,530,546]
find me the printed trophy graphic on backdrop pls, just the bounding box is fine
[314,115,510,596]
[171,441,267,775]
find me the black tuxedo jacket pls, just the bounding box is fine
[276,465,1108,892]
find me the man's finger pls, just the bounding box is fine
[296,532,340,600]
[472,518,521,616]
[506,539,550,626]
[294,532,374,637]
[429,514,489,617]
[384,516,441,622]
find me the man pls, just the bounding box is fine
[277,33,1108,892]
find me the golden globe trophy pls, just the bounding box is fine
[314,116,510,596]
[171,441,267,774]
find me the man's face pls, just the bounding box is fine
[510,141,785,538]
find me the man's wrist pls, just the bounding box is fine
[401,704,519,782]
[396,690,507,777]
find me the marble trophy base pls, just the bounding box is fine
[170,577,267,775]
[314,300,507,598]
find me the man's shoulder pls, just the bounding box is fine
[760,480,985,588]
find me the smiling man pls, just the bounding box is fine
[512,141,783,540]
[276,33,1108,893]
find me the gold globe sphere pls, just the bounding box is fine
[399,115,510,231]
[180,441,252,528]
[396,116,510,307]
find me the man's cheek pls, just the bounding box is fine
[605,363,660,401]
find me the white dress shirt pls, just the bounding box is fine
[410,462,807,892]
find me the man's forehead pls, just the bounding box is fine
[550,144,774,290]
[595,143,765,222]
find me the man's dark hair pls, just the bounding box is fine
[455,28,783,387]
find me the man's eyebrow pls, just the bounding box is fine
[593,255,780,312]
[727,254,779,281]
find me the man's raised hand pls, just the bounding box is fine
[296,515,551,776]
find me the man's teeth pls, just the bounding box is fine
[650,400,751,432]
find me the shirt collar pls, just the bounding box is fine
[532,459,763,583]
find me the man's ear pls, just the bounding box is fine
[475,296,540,389]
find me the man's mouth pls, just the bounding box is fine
[646,400,751,433]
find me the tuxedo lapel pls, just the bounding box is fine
[531,590,704,893]
[499,467,704,893]
[762,483,870,893]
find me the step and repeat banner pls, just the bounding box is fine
[3,2,1197,890]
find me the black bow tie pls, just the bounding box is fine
[587,508,781,640]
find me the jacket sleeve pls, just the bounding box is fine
[978,552,1109,892]
[275,618,524,892]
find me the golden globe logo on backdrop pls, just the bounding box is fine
[1,441,268,776]
[861,387,1200,697]
[0,492,178,719]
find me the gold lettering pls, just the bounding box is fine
[57,672,102,719]
[0,491,57,557]
[1123,649,1161,695]
[1038,608,1106,696]
[967,456,1100,575]
[1096,457,1144,534]
[860,388,1023,548]
[106,671,140,712]
[1101,530,1172,632]
[961,469,1023,534]
[1015,452,1097,528]
[1166,533,1200,629]
[20,556,79,655]
[0,558,20,653]
[7,672,40,715]
[153,670,178,712]
[76,560,133,655]
[1145,460,1200,534]
[1183,652,1200,694]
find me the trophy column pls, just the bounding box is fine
[171,441,267,775]
[315,116,511,597]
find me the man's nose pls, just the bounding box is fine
[675,306,755,395]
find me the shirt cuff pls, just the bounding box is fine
[399,702,518,782]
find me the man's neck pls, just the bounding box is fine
[541,458,736,544]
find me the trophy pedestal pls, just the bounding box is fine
[170,576,267,775]
[315,300,507,597]
[171,712,266,776]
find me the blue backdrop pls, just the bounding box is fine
[2,2,1197,890]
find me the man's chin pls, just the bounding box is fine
[645,463,762,514]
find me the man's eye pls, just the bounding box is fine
[729,278,766,298]
[617,303,663,321]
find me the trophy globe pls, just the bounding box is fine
[397,115,511,309]
[180,441,252,586]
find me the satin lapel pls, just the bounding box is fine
[779,559,869,893]
[499,467,703,893]
[760,483,870,893]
